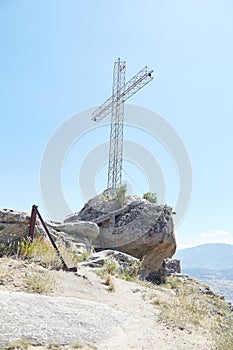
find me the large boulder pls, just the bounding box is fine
[46,221,99,249]
[71,191,177,277]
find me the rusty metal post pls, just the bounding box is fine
[28,204,76,272]
[34,206,70,271]
[28,205,37,241]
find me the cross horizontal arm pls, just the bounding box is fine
[92,96,113,122]
[92,66,153,122]
[119,66,153,103]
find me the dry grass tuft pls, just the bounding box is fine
[103,274,115,292]
[0,341,97,350]
[18,237,62,269]
[148,276,233,349]
[103,259,119,275]
[25,271,54,294]
[17,237,81,271]
[1,339,31,350]
[97,257,141,284]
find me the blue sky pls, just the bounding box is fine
[1,0,233,248]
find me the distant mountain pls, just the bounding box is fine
[175,243,233,270]
[175,243,233,304]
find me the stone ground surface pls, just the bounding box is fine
[0,259,213,350]
[0,290,126,346]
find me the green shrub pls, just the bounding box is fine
[103,258,119,275]
[73,251,90,264]
[143,192,157,203]
[165,276,179,289]
[115,183,127,206]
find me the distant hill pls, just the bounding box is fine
[175,243,233,304]
[175,243,233,270]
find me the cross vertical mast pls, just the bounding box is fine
[108,58,126,190]
[92,58,153,193]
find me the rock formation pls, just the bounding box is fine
[0,191,176,278]
[0,208,35,254]
[46,221,99,249]
[82,249,141,277]
[146,258,181,284]
[67,191,176,277]
[0,208,97,255]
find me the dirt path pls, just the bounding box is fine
[0,263,213,349]
[52,269,212,349]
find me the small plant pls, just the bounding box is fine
[103,258,119,275]
[165,276,179,289]
[97,257,142,284]
[73,251,90,264]
[143,192,157,203]
[116,258,142,281]
[26,271,54,294]
[17,237,34,259]
[151,297,161,306]
[18,237,62,269]
[48,344,62,350]
[115,183,127,207]
[0,265,6,285]
[103,275,115,292]
[2,339,31,350]
[72,345,97,350]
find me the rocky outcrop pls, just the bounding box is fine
[161,258,181,275]
[0,208,41,254]
[146,258,181,284]
[0,208,98,255]
[0,208,32,240]
[1,191,176,278]
[71,191,176,277]
[82,249,140,270]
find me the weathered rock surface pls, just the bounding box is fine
[0,208,31,239]
[83,249,140,267]
[161,258,181,275]
[146,258,181,284]
[0,258,216,350]
[67,191,122,222]
[0,208,43,252]
[82,249,140,277]
[47,221,99,249]
[0,290,127,346]
[0,208,97,254]
[73,191,176,276]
